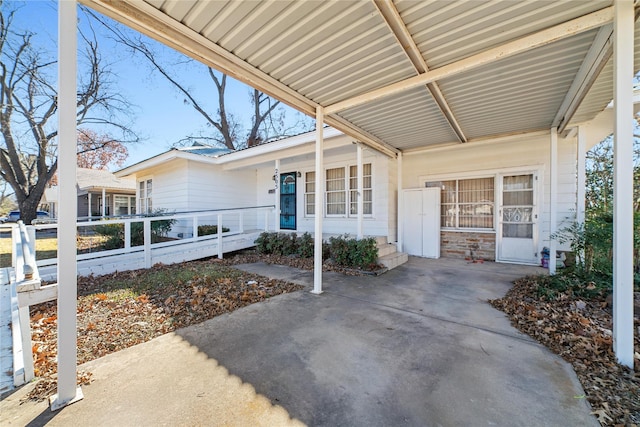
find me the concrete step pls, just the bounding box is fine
[378,251,408,271]
[374,236,388,246]
[377,243,397,258]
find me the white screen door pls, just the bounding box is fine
[498,174,537,264]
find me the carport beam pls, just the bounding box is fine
[312,108,324,295]
[612,0,634,369]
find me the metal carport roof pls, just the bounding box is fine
[81,0,638,155]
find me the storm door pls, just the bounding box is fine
[280,172,297,230]
[498,173,538,264]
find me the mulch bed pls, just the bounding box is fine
[490,277,640,426]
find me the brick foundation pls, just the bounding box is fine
[441,231,496,261]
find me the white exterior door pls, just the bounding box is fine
[498,173,538,264]
[403,188,440,258]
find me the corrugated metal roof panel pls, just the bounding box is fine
[106,0,635,155]
[340,87,459,149]
[396,0,611,68]
[438,30,599,139]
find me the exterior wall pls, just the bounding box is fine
[185,160,258,234]
[440,231,496,261]
[403,131,578,262]
[254,145,394,239]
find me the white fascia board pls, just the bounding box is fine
[217,127,344,165]
[115,150,220,177]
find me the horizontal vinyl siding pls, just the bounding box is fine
[403,132,578,256]
[186,161,258,232]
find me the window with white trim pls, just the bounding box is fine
[349,163,372,215]
[305,163,373,217]
[433,177,494,229]
[138,178,152,214]
[326,167,346,215]
[305,171,315,215]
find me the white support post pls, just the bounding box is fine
[264,210,269,232]
[101,188,106,217]
[18,307,33,383]
[612,0,634,369]
[143,219,151,268]
[357,144,364,239]
[193,216,198,239]
[87,193,92,219]
[576,126,586,226]
[217,214,223,259]
[549,128,558,275]
[51,0,82,411]
[11,226,18,268]
[397,152,403,252]
[275,159,280,232]
[312,108,324,295]
[124,220,131,250]
[239,211,244,233]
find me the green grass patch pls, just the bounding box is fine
[79,262,247,297]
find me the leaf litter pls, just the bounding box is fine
[490,276,640,426]
[23,256,303,402]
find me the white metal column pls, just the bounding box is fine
[312,108,324,295]
[51,0,82,410]
[87,193,92,219]
[549,128,558,275]
[612,0,634,369]
[576,126,586,226]
[397,153,403,252]
[356,144,364,239]
[274,159,280,232]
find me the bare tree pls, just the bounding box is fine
[0,3,137,224]
[98,15,312,151]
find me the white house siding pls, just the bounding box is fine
[254,146,394,239]
[403,131,578,262]
[185,160,258,235]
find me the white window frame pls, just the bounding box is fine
[114,194,136,216]
[304,171,315,217]
[138,177,153,214]
[325,166,347,217]
[305,163,374,218]
[349,163,372,217]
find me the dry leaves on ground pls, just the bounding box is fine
[490,277,640,426]
[25,257,303,402]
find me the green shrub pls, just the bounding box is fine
[198,224,230,236]
[297,232,314,258]
[254,232,378,269]
[329,235,378,269]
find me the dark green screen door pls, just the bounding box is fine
[280,172,296,230]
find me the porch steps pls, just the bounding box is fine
[375,236,408,271]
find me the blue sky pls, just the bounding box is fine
[11,0,308,168]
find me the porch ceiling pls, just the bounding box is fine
[82,0,639,156]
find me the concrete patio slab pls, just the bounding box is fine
[0,257,597,426]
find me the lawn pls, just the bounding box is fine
[0,233,110,268]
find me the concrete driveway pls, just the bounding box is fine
[1,257,597,426]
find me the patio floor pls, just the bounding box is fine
[0,257,597,426]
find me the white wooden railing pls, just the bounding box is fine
[31,206,275,280]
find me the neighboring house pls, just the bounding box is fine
[116,104,617,266]
[40,168,136,219]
